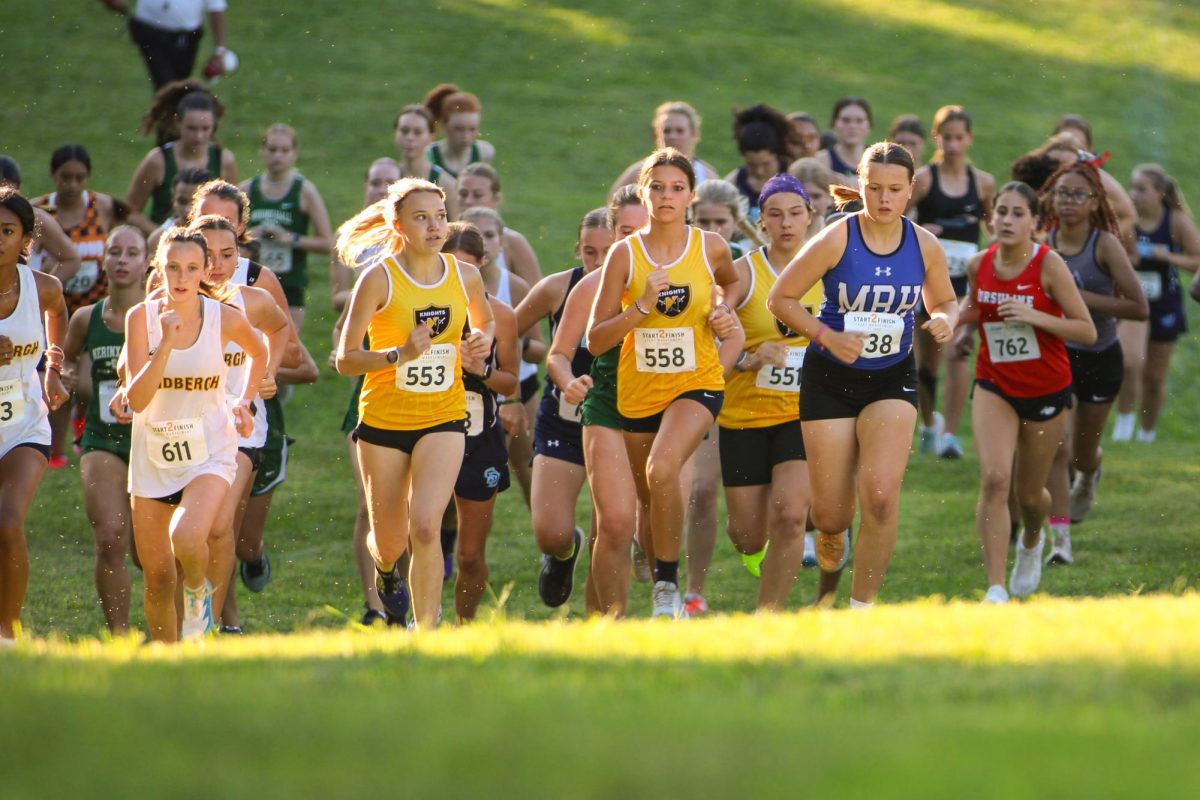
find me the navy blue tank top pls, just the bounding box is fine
[542,267,592,416]
[815,215,926,369]
[826,147,857,177]
[1135,207,1179,287]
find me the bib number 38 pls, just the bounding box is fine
[844,312,904,359]
[634,328,697,373]
[397,344,456,393]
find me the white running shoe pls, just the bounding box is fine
[1045,530,1073,566]
[631,540,652,583]
[1112,413,1135,442]
[651,581,685,619]
[181,580,214,640]
[983,584,1010,604]
[802,533,818,568]
[1009,530,1045,598]
[1136,427,1156,443]
[919,411,945,455]
[1069,466,1101,522]
[938,432,964,459]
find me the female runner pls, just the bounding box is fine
[393,105,460,219]
[788,158,838,235]
[817,98,873,181]
[692,179,761,259]
[611,101,720,194]
[241,123,334,332]
[336,178,494,630]
[1112,164,1200,442]
[785,112,823,162]
[515,209,613,609]
[767,142,957,608]
[456,162,544,286]
[146,167,216,256]
[62,225,147,634]
[1043,163,1146,562]
[887,115,927,164]
[125,88,237,232]
[124,228,265,642]
[423,84,496,178]
[907,106,995,459]
[955,182,1095,602]
[0,188,69,639]
[589,148,743,619]
[0,158,81,282]
[723,104,791,225]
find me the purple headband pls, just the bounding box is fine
[758,172,811,207]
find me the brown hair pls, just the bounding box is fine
[787,157,837,191]
[1133,163,1191,217]
[424,84,482,126]
[889,114,927,141]
[830,141,916,209]
[830,97,873,127]
[140,81,224,140]
[394,103,435,132]
[1053,114,1093,149]
[637,147,696,191]
[607,184,641,228]
[261,123,297,148]
[1040,162,1119,235]
[105,223,147,252]
[994,181,1040,217]
[460,205,504,231]
[927,105,972,164]
[188,179,250,241]
[459,162,501,194]
[336,178,445,267]
[151,227,234,302]
[443,221,486,264]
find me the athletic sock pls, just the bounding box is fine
[554,535,578,561]
[849,598,873,609]
[1049,515,1070,537]
[655,559,679,585]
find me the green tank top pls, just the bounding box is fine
[428,142,481,178]
[580,347,620,429]
[248,174,310,290]
[80,299,131,457]
[150,142,222,224]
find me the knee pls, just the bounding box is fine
[858,484,900,524]
[810,503,853,535]
[142,561,176,596]
[0,513,25,550]
[689,485,718,518]
[979,469,1011,503]
[457,546,487,577]
[408,519,439,551]
[1016,484,1048,513]
[94,525,127,563]
[774,502,808,539]
[646,454,683,493]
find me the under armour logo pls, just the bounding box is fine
[875,267,892,277]
[548,440,559,447]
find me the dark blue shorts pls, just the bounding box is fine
[1149,273,1188,343]
[533,394,584,466]
[456,422,510,502]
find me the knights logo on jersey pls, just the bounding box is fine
[414,304,451,337]
[655,284,691,318]
[774,317,799,338]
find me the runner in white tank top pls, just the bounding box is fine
[0,187,70,640]
[124,229,267,643]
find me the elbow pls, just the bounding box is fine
[1080,323,1098,347]
[1133,300,1150,322]
[765,288,781,316]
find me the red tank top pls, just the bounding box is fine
[974,243,1071,397]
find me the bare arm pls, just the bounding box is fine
[1082,232,1148,321]
[299,180,333,254]
[586,240,646,356]
[1166,211,1200,273]
[35,209,82,282]
[477,299,519,398]
[219,148,238,184]
[502,228,543,286]
[124,149,165,234]
[222,304,268,405]
[36,271,69,410]
[547,270,599,402]
[507,271,546,363]
[124,304,169,412]
[335,265,394,376]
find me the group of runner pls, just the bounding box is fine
[1,86,1196,641]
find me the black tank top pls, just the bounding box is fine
[1135,208,1177,279]
[916,164,982,244]
[461,311,501,440]
[542,267,592,405]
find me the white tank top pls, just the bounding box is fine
[224,286,267,448]
[494,266,538,384]
[0,265,50,456]
[128,296,237,498]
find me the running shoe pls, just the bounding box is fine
[1009,529,1045,598]
[1111,413,1135,442]
[181,580,214,640]
[1069,465,1101,523]
[219,625,244,635]
[538,527,582,608]
[919,411,944,455]
[802,533,818,568]
[360,606,387,626]
[741,543,767,578]
[815,529,850,573]
[683,593,708,616]
[1045,531,1073,566]
[938,433,964,460]
[239,552,271,593]
[1136,427,1156,443]
[983,585,1010,604]
[374,562,411,623]
[651,581,685,619]
[631,539,652,583]
[47,454,70,470]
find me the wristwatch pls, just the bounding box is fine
[385,347,400,365]
[733,351,749,371]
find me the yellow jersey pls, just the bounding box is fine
[719,247,823,429]
[617,226,724,419]
[360,253,468,430]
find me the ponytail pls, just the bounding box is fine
[336,178,443,268]
[1134,163,1192,218]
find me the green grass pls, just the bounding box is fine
[3,1,1200,794]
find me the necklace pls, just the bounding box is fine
[0,275,18,296]
[996,245,1033,275]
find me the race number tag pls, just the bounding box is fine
[983,321,1041,363]
[755,347,805,392]
[396,344,456,393]
[634,328,696,373]
[0,379,25,427]
[939,239,979,279]
[558,392,583,423]
[260,240,294,275]
[464,391,484,437]
[147,418,209,469]
[1136,270,1163,302]
[98,380,121,425]
[63,260,100,295]
[844,312,904,359]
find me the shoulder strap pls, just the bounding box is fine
[246,260,263,285]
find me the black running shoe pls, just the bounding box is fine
[240,552,271,593]
[360,607,387,626]
[374,562,411,623]
[538,527,583,608]
[219,625,244,635]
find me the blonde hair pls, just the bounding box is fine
[261,123,297,147]
[460,205,504,230]
[691,179,762,245]
[1134,163,1191,217]
[787,157,837,191]
[654,101,702,138]
[335,178,445,267]
[459,162,501,194]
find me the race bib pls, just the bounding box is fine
[1136,270,1163,302]
[396,344,456,393]
[0,379,25,427]
[634,328,697,373]
[63,260,100,295]
[260,239,294,275]
[939,239,978,279]
[558,391,583,423]
[755,347,805,392]
[464,391,484,437]
[98,380,121,425]
[983,321,1041,363]
[844,312,905,359]
[147,417,209,469]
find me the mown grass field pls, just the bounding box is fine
[3,1,1200,795]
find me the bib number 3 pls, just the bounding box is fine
[634,328,697,373]
[397,344,456,393]
[0,379,25,427]
[844,312,904,359]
